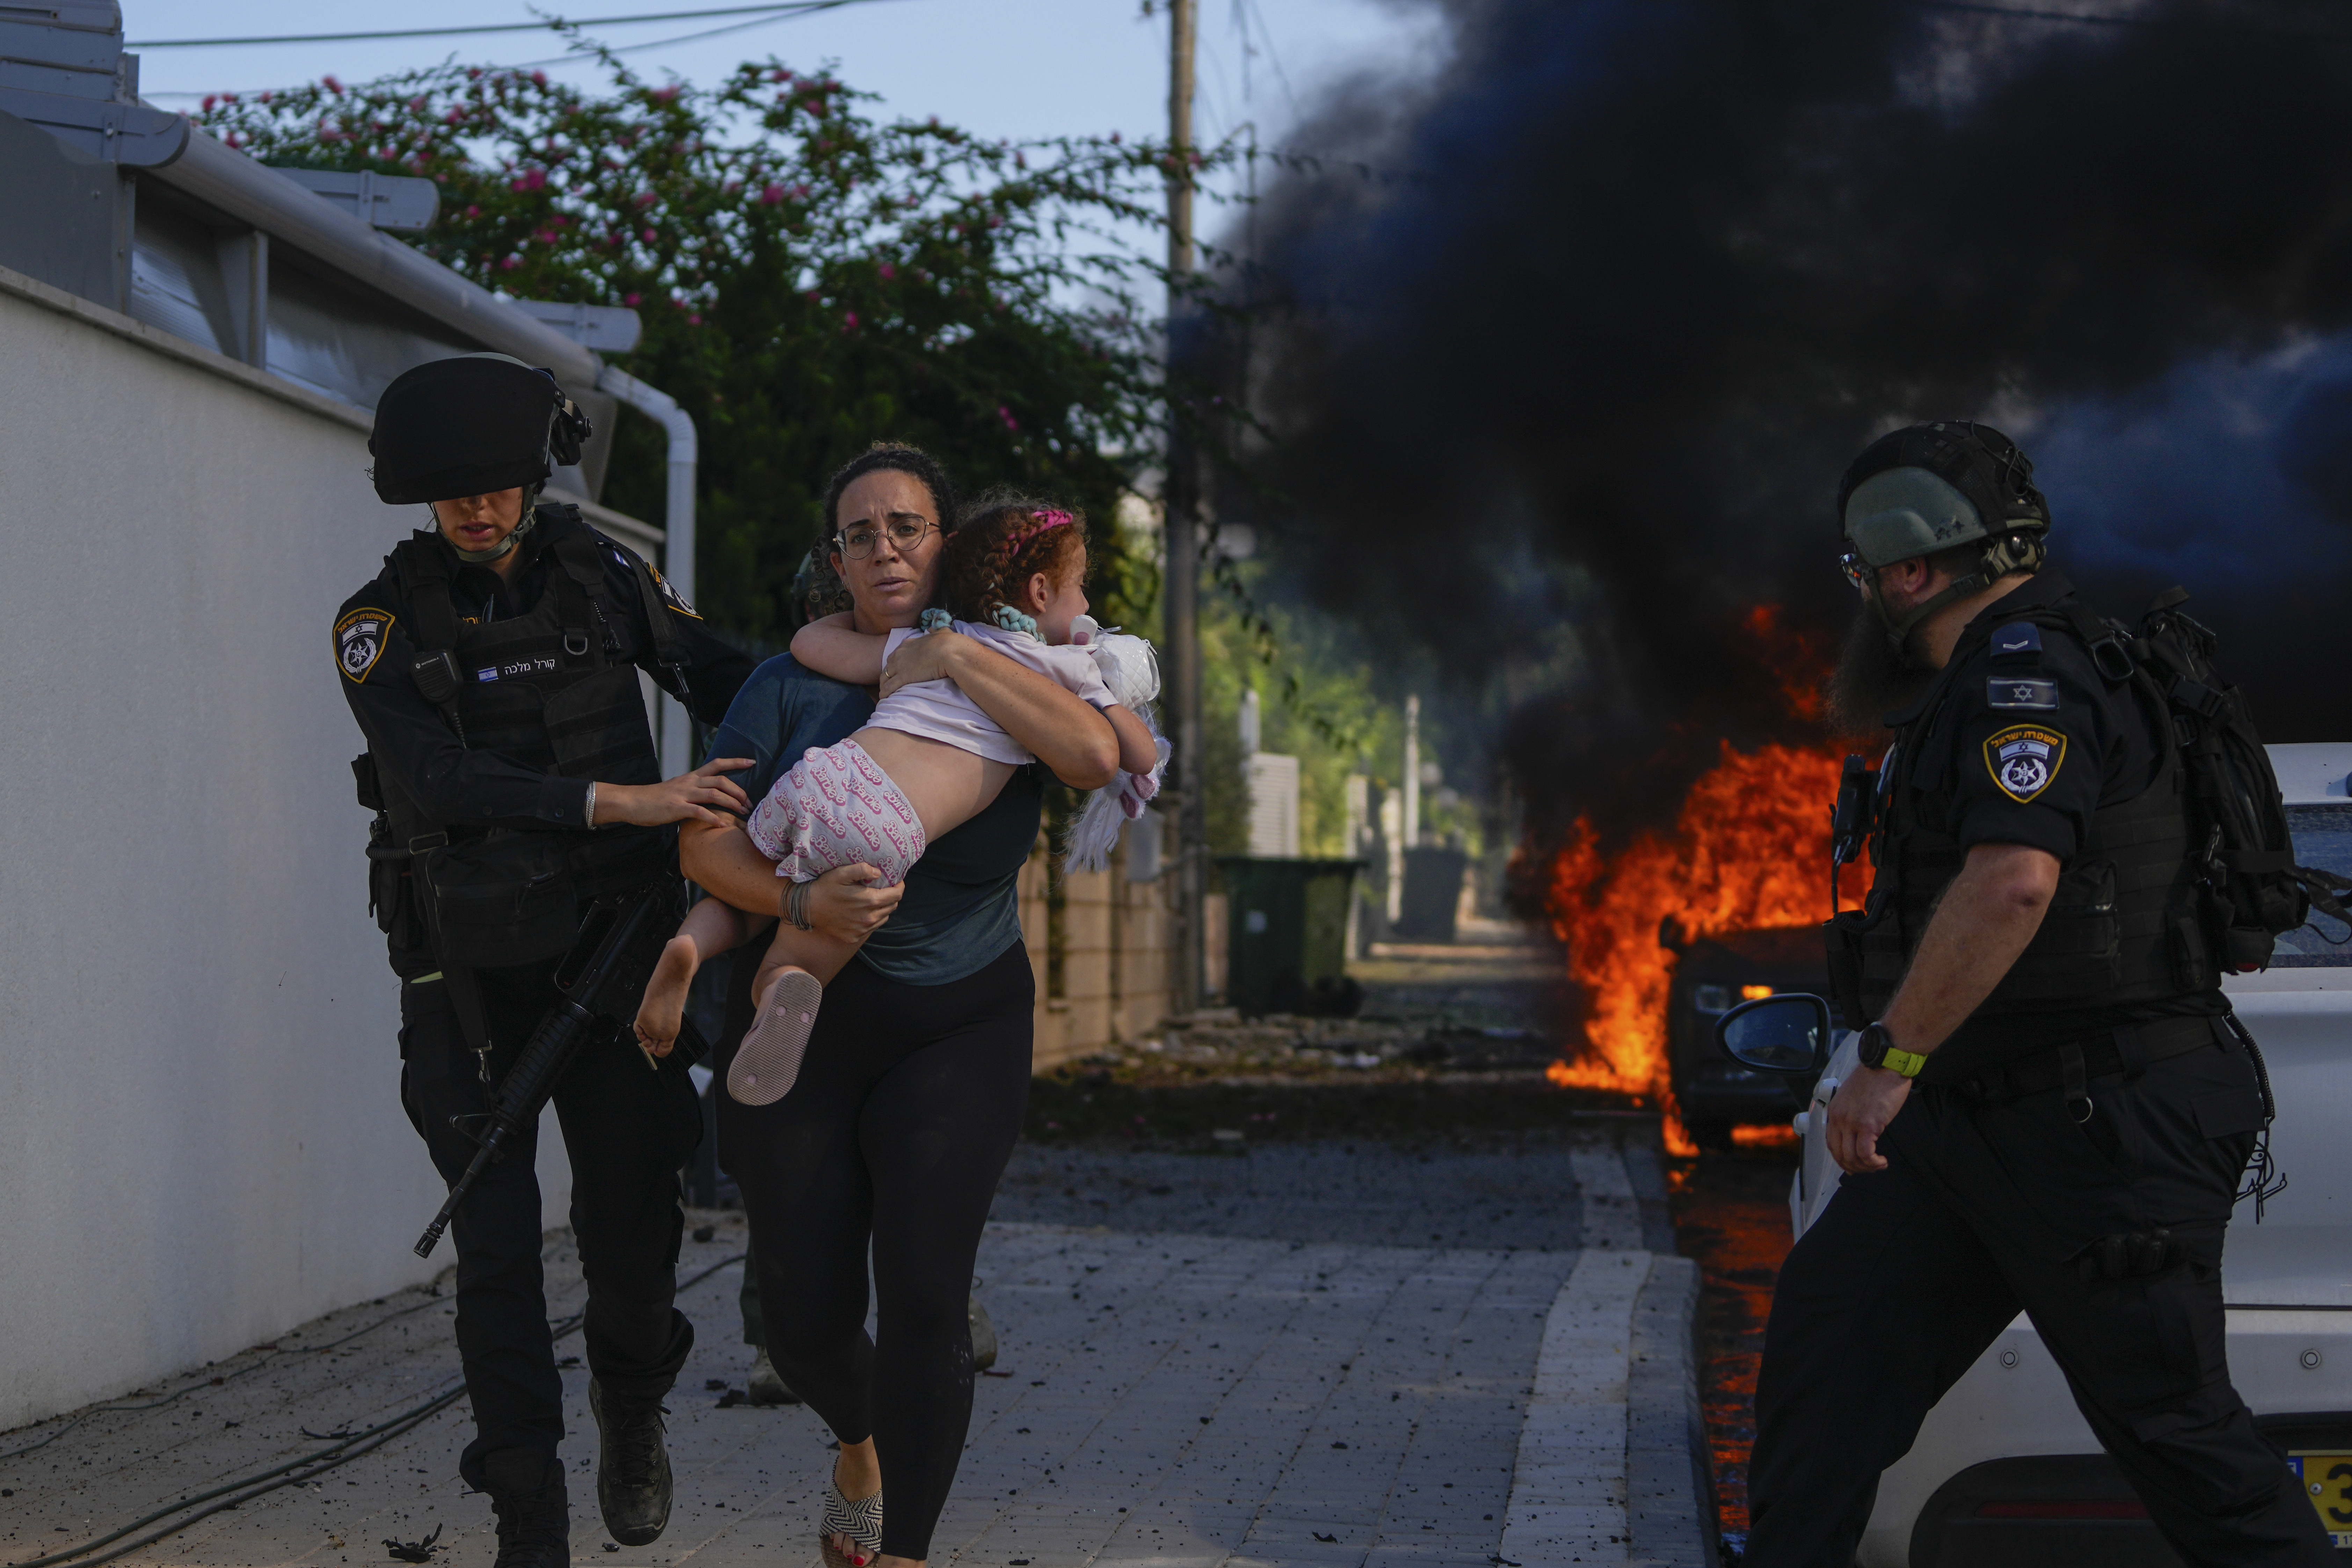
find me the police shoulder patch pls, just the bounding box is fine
[650,563,701,619]
[336,607,394,683]
[1985,723,2066,804]
[1989,621,2043,659]
[1988,676,2059,711]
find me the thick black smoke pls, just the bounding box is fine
[1217,0,2352,857]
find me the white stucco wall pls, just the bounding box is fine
[0,271,574,1433]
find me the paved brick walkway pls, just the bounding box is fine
[0,1125,1692,1568]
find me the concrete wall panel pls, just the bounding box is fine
[0,279,572,1432]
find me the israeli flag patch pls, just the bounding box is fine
[1988,677,2059,710]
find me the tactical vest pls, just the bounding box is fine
[371,506,678,966]
[1829,606,2216,1026]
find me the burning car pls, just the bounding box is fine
[1662,921,1829,1150]
[1750,742,2352,1566]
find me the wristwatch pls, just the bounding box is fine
[1857,1022,1928,1079]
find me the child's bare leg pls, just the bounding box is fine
[635,898,775,1057]
[727,878,874,1106]
[750,919,863,999]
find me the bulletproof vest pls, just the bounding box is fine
[1841,607,2214,1024]
[373,507,675,951]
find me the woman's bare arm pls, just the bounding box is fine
[790,611,890,686]
[1104,706,1159,775]
[678,818,904,940]
[880,631,1120,789]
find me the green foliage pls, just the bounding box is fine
[1194,565,1403,860]
[199,52,1225,642]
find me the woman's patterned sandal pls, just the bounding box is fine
[818,1474,883,1568]
[727,968,823,1106]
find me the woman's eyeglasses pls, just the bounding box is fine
[836,516,935,560]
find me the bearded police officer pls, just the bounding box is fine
[1742,423,2331,1564]
[338,355,753,1566]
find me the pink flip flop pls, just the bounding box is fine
[727,969,824,1106]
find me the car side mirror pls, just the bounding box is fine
[1716,992,1832,1074]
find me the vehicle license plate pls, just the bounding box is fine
[2288,1452,2352,1547]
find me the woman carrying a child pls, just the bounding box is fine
[640,445,1161,1568]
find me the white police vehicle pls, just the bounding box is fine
[1732,744,2352,1566]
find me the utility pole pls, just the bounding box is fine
[1163,0,1206,1015]
[1402,694,1421,850]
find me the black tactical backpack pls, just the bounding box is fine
[2090,588,2351,972]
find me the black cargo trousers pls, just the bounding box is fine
[1745,1022,2334,1566]
[398,954,703,1493]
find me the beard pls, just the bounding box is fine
[1824,598,1935,737]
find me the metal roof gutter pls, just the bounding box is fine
[145,124,600,389]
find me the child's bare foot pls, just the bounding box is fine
[727,965,823,1105]
[633,935,700,1058]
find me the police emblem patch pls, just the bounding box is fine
[1985,723,2066,803]
[650,564,701,619]
[335,607,394,683]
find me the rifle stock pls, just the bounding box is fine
[413,880,684,1259]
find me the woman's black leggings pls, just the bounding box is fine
[717,943,1033,1561]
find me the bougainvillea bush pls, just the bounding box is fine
[201,53,1218,639]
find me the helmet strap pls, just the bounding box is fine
[433,486,542,564]
[1872,533,2046,651]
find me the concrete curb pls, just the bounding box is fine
[1629,1254,1719,1567]
[1500,1135,1718,1566]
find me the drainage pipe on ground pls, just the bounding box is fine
[594,363,698,777]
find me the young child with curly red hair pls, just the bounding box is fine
[633,498,1164,1105]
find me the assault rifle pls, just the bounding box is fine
[414,880,701,1259]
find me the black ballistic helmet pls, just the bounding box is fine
[1836,420,2050,568]
[1836,421,2053,648]
[367,354,591,505]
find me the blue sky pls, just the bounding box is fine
[127,0,1441,159]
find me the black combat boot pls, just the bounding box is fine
[588,1378,673,1546]
[481,1447,570,1568]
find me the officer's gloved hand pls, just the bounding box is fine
[2076,1228,2179,1282]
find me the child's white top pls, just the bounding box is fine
[867,620,1115,765]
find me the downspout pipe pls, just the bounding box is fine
[595,363,698,777]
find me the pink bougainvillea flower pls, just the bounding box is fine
[997,405,1019,431]
[687,314,702,326]
[322,74,343,95]
[641,228,656,243]
[531,70,548,87]
[843,311,859,331]
[624,292,642,306]
[878,262,895,280]
[201,94,216,112]
[500,255,521,270]
[759,183,784,204]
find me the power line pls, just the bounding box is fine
[128,2,855,49]
[138,0,882,99]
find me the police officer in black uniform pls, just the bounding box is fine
[337,355,753,1567]
[1742,423,2333,1564]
